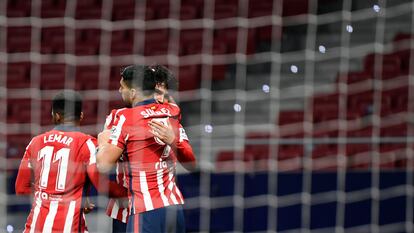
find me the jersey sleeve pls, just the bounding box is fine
[175,124,197,171]
[104,109,121,130]
[108,113,128,150]
[15,138,35,195]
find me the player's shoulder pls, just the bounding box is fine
[111,108,127,116]
[105,108,127,127]
[167,102,180,112]
[162,102,181,118]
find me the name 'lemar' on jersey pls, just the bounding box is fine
[43,133,74,146]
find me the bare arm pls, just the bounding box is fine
[96,130,124,173]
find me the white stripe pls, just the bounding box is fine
[25,138,35,168]
[86,139,96,165]
[29,198,41,233]
[82,213,88,233]
[104,113,113,129]
[121,208,128,223]
[63,201,76,233]
[167,173,179,205]
[169,170,184,203]
[110,115,126,145]
[139,171,154,211]
[115,163,120,184]
[26,138,34,150]
[175,186,184,204]
[157,169,170,206]
[43,200,59,233]
[111,201,120,219]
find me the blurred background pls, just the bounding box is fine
[1,0,414,232]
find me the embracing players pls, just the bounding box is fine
[97,64,196,233]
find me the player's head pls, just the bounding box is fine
[119,64,154,106]
[149,64,178,103]
[52,90,83,125]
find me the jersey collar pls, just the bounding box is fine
[133,98,157,107]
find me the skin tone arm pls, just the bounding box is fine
[96,130,124,173]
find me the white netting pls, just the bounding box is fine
[2,0,414,232]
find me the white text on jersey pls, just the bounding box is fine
[141,108,171,118]
[43,134,73,146]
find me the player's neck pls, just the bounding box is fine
[132,94,155,106]
[56,121,80,127]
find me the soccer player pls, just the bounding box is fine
[15,90,127,233]
[104,65,196,233]
[96,65,196,233]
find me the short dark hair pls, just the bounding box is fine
[120,64,178,93]
[120,65,155,93]
[52,90,83,121]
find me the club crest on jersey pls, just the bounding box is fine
[141,108,171,118]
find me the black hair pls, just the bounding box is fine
[52,90,83,121]
[120,65,155,94]
[120,64,178,93]
[149,64,178,91]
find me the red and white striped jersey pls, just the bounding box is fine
[23,198,89,233]
[104,109,130,223]
[16,126,101,232]
[108,99,187,214]
[104,106,196,221]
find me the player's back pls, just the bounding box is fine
[22,126,96,233]
[109,100,185,214]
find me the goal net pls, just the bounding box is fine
[1,0,414,232]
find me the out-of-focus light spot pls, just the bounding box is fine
[233,104,242,112]
[346,25,353,33]
[204,124,213,133]
[290,65,298,73]
[373,4,380,12]
[318,45,326,53]
[262,84,270,93]
[6,225,13,233]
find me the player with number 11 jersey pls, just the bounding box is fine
[15,91,127,233]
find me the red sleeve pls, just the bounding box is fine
[175,125,197,171]
[108,113,127,150]
[82,137,127,198]
[15,139,34,195]
[104,109,119,130]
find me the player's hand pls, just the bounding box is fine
[148,119,176,146]
[83,197,95,214]
[98,130,111,146]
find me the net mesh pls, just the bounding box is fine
[2,0,414,232]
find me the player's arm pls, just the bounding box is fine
[175,138,197,172]
[82,138,127,198]
[96,130,124,173]
[87,164,128,198]
[15,141,33,195]
[148,120,197,171]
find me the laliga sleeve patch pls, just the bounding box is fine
[179,128,189,142]
[109,126,118,140]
